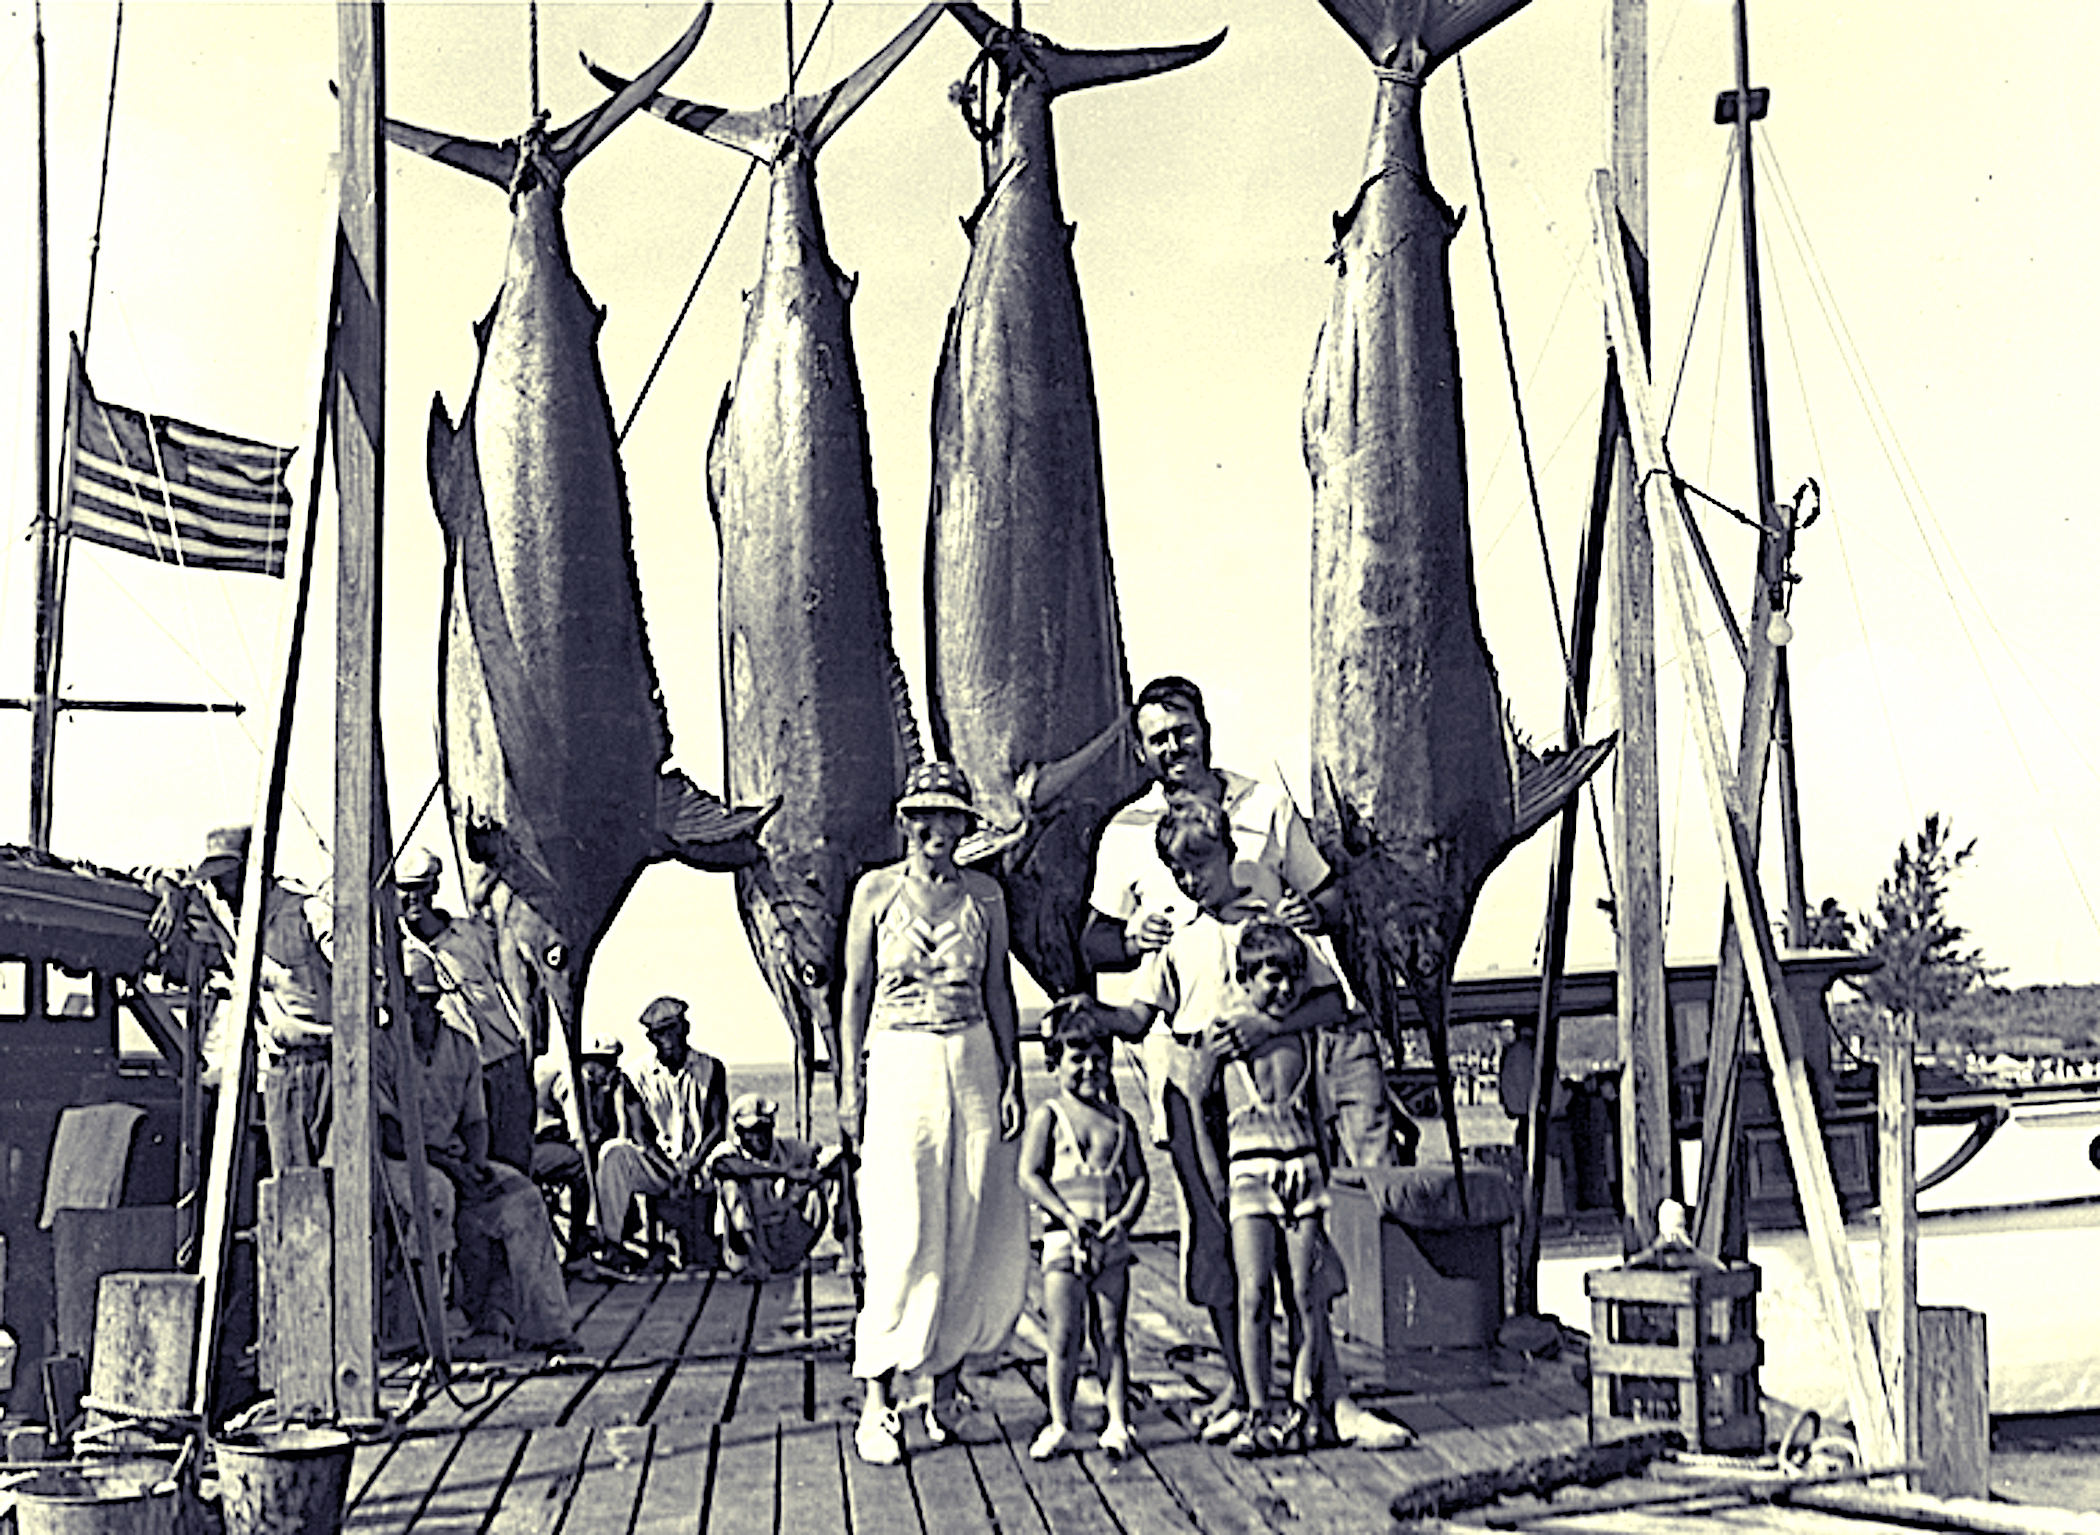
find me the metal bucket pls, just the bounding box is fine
[212,1428,354,1535]
[13,1458,178,1535]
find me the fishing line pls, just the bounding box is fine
[621,0,841,445]
[1457,56,1570,701]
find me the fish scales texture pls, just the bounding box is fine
[441,170,669,960]
[715,144,914,1053]
[932,16,1209,996]
[1307,34,1516,995]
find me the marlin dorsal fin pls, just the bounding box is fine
[946,3,1224,100]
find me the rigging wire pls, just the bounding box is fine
[621,0,841,444]
[1456,57,1571,701]
[1756,133,2100,941]
[1664,135,1738,439]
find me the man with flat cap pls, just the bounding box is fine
[594,996,728,1272]
[147,824,336,1170]
[704,1092,845,1282]
[395,848,534,1176]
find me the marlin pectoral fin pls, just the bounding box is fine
[1510,734,1617,845]
[1017,713,1130,817]
[382,118,517,187]
[1318,0,1531,76]
[547,3,714,174]
[657,770,776,868]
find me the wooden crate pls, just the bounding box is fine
[1586,1259,1762,1452]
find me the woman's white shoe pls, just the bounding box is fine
[856,1405,904,1466]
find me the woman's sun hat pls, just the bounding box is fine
[895,761,979,818]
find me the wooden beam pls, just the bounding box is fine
[1880,1005,1920,1475]
[330,0,385,1423]
[1592,167,1899,1467]
[1605,0,1675,1256]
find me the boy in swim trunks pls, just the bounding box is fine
[1018,1004,1151,1462]
[1193,919,1335,1456]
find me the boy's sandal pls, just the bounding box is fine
[1226,1411,1269,1458]
[1194,1399,1246,1443]
[1099,1422,1136,1461]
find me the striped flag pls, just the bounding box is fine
[64,348,295,577]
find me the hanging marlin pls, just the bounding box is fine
[385,5,772,1064]
[1304,0,1614,1178]
[927,5,1222,998]
[585,7,941,1083]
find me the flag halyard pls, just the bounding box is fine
[65,364,295,577]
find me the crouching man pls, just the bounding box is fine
[380,948,578,1356]
[703,1093,845,1282]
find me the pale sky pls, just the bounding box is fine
[1,0,2095,1064]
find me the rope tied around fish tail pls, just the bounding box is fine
[1373,62,1427,89]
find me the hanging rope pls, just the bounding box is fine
[1665,137,1738,437]
[528,1,541,122]
[621,0,840,443]
[1455,58,1570,706]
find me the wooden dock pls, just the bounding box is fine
[338,1234,1637,1533]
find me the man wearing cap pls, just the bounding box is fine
[396,848,535,1176]
[146,825,337,1169]
[378,948,576,1355]
[703,1093,845,1282]
[531,1038,621,1265]
[594,996,728,1271]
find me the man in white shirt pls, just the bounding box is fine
[594,996,727,1271]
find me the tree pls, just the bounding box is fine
[1856,813,2000,1019]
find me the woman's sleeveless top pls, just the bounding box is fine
[868,877,992,1033]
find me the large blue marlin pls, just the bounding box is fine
[927,5,1222,999]
[385,6,772,1063]
[1304,0,1613,1174]
[585,7,941,1082]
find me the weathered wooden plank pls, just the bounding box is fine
[908,1423,998,1533]
[473,1283,657,1433]
[732,1272,812,1424]
[413,1424,528,1533]
[707,1421,779,1535]
[631,1417,712,1535]
[653,1275,760,1425]
[778,1421,847,1535]
[567,1275,709,1428]
[1136,1435,1283,1535]
[559,1423,650,1535]
[483,1423,590,1535]
[343,1426,457,1532]
[1088,1442,1203,1534]
[981,1383,1100,1535]
[841,1415,921,1534]
[962,1426,1053,1535]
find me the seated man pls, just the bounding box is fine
[531,1041,621,1265]
[379,948,577,1356]
[595,996,727,1271]
[703,1093,845,1282]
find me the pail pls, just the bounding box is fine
[13,1458,177,1535]
[213,1428,354,1535]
